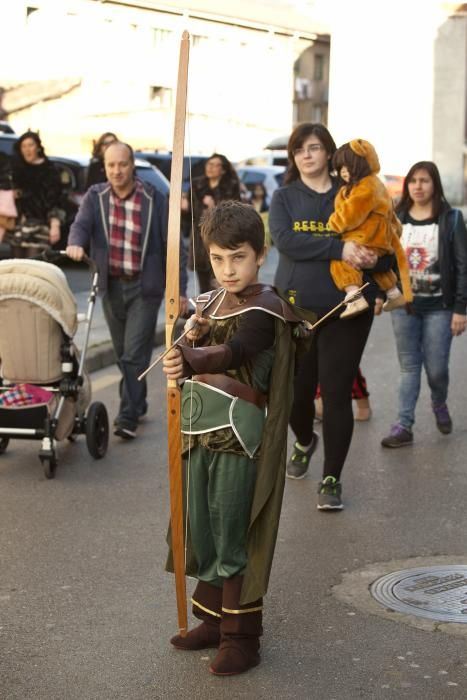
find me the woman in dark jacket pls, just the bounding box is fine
[12,131,64,244]
[381,161,467,447]
[269,122,392,510]
[184,153,241,293]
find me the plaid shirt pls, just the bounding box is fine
[108,180,143,277]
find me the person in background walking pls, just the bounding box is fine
[183,153,241,293]
[250,182,272,248]
[85,132,118,189]
[0,152,16,242]
[67,141,188,439]
[250,183,269,213]
[381,161,467,447]
[12,131,64,245]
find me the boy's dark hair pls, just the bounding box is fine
[200,200,265,255]
[332,143,371,195]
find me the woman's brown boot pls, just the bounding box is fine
[209,576,262,676]
[170,580,222,650]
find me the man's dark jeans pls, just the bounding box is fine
[103,278,161,430]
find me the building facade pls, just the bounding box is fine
[1,0,320,161]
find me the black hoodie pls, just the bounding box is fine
[270,178,388,315]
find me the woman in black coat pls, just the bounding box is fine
[12,131,64,244]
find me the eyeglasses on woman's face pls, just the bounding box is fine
[293,143,325,157]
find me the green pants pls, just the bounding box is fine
[187,445,257,587]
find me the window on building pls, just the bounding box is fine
[314,54,324,81]
[149,86,172,108]
[312,105,322,122]
[295,78,313,100]
[192,34,208,48]
[153,28,173,47]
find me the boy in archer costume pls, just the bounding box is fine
[163,200,311,676]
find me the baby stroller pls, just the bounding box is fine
[0,253,109,478]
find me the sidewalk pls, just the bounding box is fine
[71,246,279,373]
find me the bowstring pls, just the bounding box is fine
[184,78,195,575]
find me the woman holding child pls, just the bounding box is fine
[269,123,395,510]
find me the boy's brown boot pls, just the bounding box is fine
[209,575,262,676]
[354,397,371,421]
[170,580,222,650]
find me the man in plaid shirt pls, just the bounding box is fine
[67,142,188,439]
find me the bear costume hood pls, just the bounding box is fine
[349,138,380,174]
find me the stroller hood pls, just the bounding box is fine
[0,259,78,337]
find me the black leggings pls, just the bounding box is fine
[290,309,373,480]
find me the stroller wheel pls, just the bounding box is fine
[86,402,109,459]
[0,437,9,454]
[42,456,57,479]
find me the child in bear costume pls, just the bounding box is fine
[328,139,412,319]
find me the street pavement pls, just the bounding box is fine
[1,248,467,698]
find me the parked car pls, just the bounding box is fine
[0,122,15,135]
[135,151,209,191]
[236,165,286,206]
[0,133,18,157]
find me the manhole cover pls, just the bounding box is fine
[370,565,467,623]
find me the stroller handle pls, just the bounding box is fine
[42,249,98,275]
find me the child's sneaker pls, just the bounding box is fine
[382,295,406,311]
[432,403,452,434]
[317,476,343,510]
[381,423,413,447]
[286,433,319,479]
[340,294,369,319]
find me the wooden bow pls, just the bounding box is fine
[165,30,190,637]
